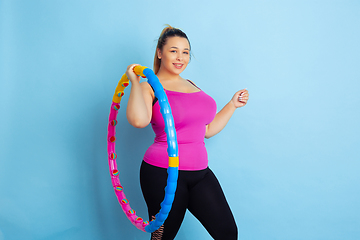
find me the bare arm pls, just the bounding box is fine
[125,64,154,128]
[205,89,249,138]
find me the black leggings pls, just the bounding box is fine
[140,161,237,240]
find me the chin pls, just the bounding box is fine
[173,66,187,74]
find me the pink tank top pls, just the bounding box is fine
[143,88,217,170]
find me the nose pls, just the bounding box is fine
[176,52,182,61]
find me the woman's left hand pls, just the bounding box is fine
[232,89,249,108]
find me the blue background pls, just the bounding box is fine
[1,1,359,239]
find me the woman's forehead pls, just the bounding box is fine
[164,36,190,49]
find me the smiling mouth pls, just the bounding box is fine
[173,63,183,69]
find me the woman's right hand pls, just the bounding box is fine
[126,64,141,83]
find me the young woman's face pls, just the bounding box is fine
[158,36,190,75]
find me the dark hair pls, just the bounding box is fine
[154,25,191,74]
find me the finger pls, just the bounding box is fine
[240,93,249,98]
[127,64,139,71]
[238,95,248,101]
[238,89,248,96]
[127,64,135,70]
[238,93,248,98]
[127,64,141,77]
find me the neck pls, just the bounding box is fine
[156,69,182,82]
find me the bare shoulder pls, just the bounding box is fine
[186,79,201,90]
[140,81,152,91]
[187,79,196,85]
[140,81,154,99]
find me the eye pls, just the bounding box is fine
[183,52,189,54]
[171,50,177,53]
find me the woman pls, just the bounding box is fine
[125,26,249,240]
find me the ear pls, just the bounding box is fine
[157,48,162,59]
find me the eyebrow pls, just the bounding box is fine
[170,46,190,50]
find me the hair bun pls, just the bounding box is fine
[160,24,174,37]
